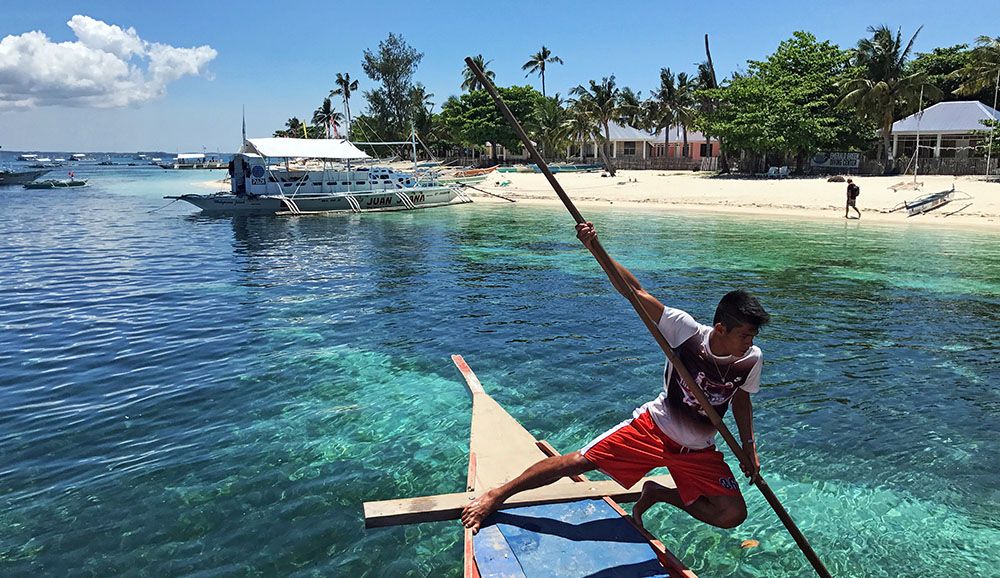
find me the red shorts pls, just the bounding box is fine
[580,409,741,506]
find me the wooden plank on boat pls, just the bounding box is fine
[452,354,573,491]
[363,475,675,528]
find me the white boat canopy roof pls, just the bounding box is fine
[245,138,370,160]
[177,153,206,160]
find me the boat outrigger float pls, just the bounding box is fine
[363,355,696,577]
[889,185,974,217]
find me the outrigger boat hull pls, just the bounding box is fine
[169,186,471,215]
[363,355,695,577]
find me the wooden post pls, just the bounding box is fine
[464,56,833,578]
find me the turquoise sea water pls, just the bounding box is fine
[1,165,998,577]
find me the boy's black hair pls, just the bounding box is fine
[713,289,770,330]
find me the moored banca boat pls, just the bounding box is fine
[23,179,87,189]
[0,169,50,186]
[363,355,696,577]
[168,138,471,215]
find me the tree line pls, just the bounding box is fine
[273,30,999,174]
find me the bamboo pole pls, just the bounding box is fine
[464,56,833,578]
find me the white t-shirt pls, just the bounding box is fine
[644,307,762,449]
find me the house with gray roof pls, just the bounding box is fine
[891,100,999,161]
[570,121,719,161]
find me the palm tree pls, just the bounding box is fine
[954,35,1000,99]
[838,25,941,170]
[532,95,572,160]
[410,83,436,147]
[274,117,305,138]
[570,76,620,175]
[522,46,564,97]
[654,69,697,158]
[566,101,597,161]
[653,68,679,155]
[330,73,359,133]
[312,98,344,138]
[699,33,728,171]
[673,73,697,158]
[617,87,645,129]
[462,54,495,92]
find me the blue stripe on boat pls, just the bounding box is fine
[474,499,670,577]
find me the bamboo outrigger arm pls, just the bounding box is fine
[464,56,833,578]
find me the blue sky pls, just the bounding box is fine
[1,0,997,152]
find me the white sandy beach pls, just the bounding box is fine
[201,169,999,230]
[467,170,1000,230]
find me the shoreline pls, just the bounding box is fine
[466,170,1000,231]
[198,170,1000,231]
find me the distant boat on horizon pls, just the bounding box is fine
[158,153,226,170]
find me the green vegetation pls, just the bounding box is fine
[522,46,564,97]
[330,73,359,133]
[361,33,424,141]
[701,32,875,172]
[462,55,495,93]
[837,26,941,169]
[270,28,998,174]
[439,86,543,163]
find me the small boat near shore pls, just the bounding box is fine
[363,355,694,577]
[453,165,498,178]
[0,169,50,186]
[24,179,87,189]
[497,163,602,174]
[168,138,471,215]
[890,186,973,217]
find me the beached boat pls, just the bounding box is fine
[890,186,973,217]
[0,169,50,186]
[168,138,471,215]
[23,179,87,189]
[159,153,226,170]
[544,163,603,173]
[439,173,491,185]
[453,166,498,178]
[364,355,695,578]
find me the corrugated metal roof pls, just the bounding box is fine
[892,101,1000,134]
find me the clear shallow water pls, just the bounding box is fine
[1,169,998,577]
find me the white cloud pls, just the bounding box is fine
[0,15,217,109]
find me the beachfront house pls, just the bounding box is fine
[891,100,1000,175]
[567,121,720,169]
[487,120,721,169]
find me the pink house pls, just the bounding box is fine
[568,121,720,161]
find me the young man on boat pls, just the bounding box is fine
[461,221,767,533]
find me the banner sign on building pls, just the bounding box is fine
[810,151,861,169]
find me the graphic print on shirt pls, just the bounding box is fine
[664,335,757,425]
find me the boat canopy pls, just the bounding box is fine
[245,138,370,160]
[177,153,206,160]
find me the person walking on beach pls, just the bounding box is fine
[461,221,768,534]
[845,178,861,219]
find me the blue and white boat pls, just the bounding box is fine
[168,138,471,215]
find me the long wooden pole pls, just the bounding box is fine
[464,56,832,578]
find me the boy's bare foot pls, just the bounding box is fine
[461,488,503,534]
[630,480,660,529]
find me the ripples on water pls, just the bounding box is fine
[0,170,998,576]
